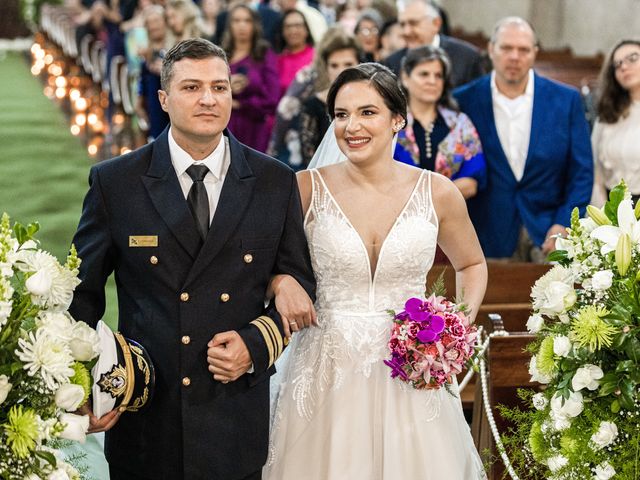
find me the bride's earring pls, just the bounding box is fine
[393,120,406,133]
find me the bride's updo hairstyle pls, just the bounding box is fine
[326,62,407,125]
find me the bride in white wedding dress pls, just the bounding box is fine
[264,63,488,480]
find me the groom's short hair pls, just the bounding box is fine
[160,38,229,91]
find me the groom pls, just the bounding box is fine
[69,38,315,480]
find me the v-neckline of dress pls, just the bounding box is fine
[315,169,425,284]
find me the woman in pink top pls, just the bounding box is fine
[276,9,315,97]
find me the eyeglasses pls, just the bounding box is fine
[357,27,379,37]
[283,22,306,30]
[613,51,640,70]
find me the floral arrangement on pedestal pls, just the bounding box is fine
[0,213,99,480]
[500,182,640,480]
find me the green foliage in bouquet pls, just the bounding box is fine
[0,213,99,480]
[500,182,640,480]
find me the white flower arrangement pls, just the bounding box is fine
[0,213,99,479]
[501,182,640,479]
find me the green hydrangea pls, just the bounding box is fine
[70,362,91,405]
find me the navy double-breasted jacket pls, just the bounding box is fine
[69,128,316,479]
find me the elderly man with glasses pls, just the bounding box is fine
[382,0,484,87]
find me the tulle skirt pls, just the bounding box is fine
[264,310,486,480]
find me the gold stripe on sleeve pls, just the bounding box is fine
[255,317,279,363]
[257,316,283,361]
[250,319,275,367]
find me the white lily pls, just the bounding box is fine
[591,200,640,254]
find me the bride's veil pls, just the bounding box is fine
[307,120,346,169]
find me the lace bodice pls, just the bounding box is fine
[304,168,439,313]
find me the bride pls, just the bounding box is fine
[264,63,488,479]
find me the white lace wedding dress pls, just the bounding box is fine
[264,169,486,480]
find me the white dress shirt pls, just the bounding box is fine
[491,69,535,181]
[168,128,230,224]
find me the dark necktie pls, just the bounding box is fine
[186,164,210,241]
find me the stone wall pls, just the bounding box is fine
[440,0,640,56]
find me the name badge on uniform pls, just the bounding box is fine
[129,236,158,247]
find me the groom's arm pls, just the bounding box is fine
[69,165,116,327]
[237,170,316,377]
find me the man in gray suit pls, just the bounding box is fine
[383,0,485,87]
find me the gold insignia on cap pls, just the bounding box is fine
[98,364,128,399]
[250,315,284,368]
[129,236,158,247]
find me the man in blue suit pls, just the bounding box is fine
[455,17,593,260]
[70,38,315,479]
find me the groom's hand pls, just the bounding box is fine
[77,402,121,433]
[207,331,252,383]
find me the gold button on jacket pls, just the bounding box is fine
[243,253,253,264]
[149,255,158,265]
[180,292,189,302]
[181,336,191,345]
[182,377,191,386]
[220,293,230,302]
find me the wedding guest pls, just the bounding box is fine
[299,30,362,166]
[223,3,280,152]
[276,9,315,97]
[166,0,203,44]
[395,46,485,199]
[354,8,383,62]
[213,0,282,46]
[378,19,404,61]
[120,0,155,76]
[454,17,593,261]
[383,0,483,88]
[199,0,222,41]
[269,27,362,169]
[136,5,171,140]
[592,39,640,206]
[276,0,327,44]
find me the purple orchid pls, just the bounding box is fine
[404,297,430,321]
[384,353,409,380]
[416,314,445,343]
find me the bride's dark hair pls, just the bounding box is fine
[326,63,407,124]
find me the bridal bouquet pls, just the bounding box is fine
[384,290,478,391]
[0,213,100,480]
[500,182,640,480]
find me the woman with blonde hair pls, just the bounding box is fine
[165,0,203,44]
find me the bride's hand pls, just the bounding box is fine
[270,274,317,337]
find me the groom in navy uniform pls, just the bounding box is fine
[69,38,315,480]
